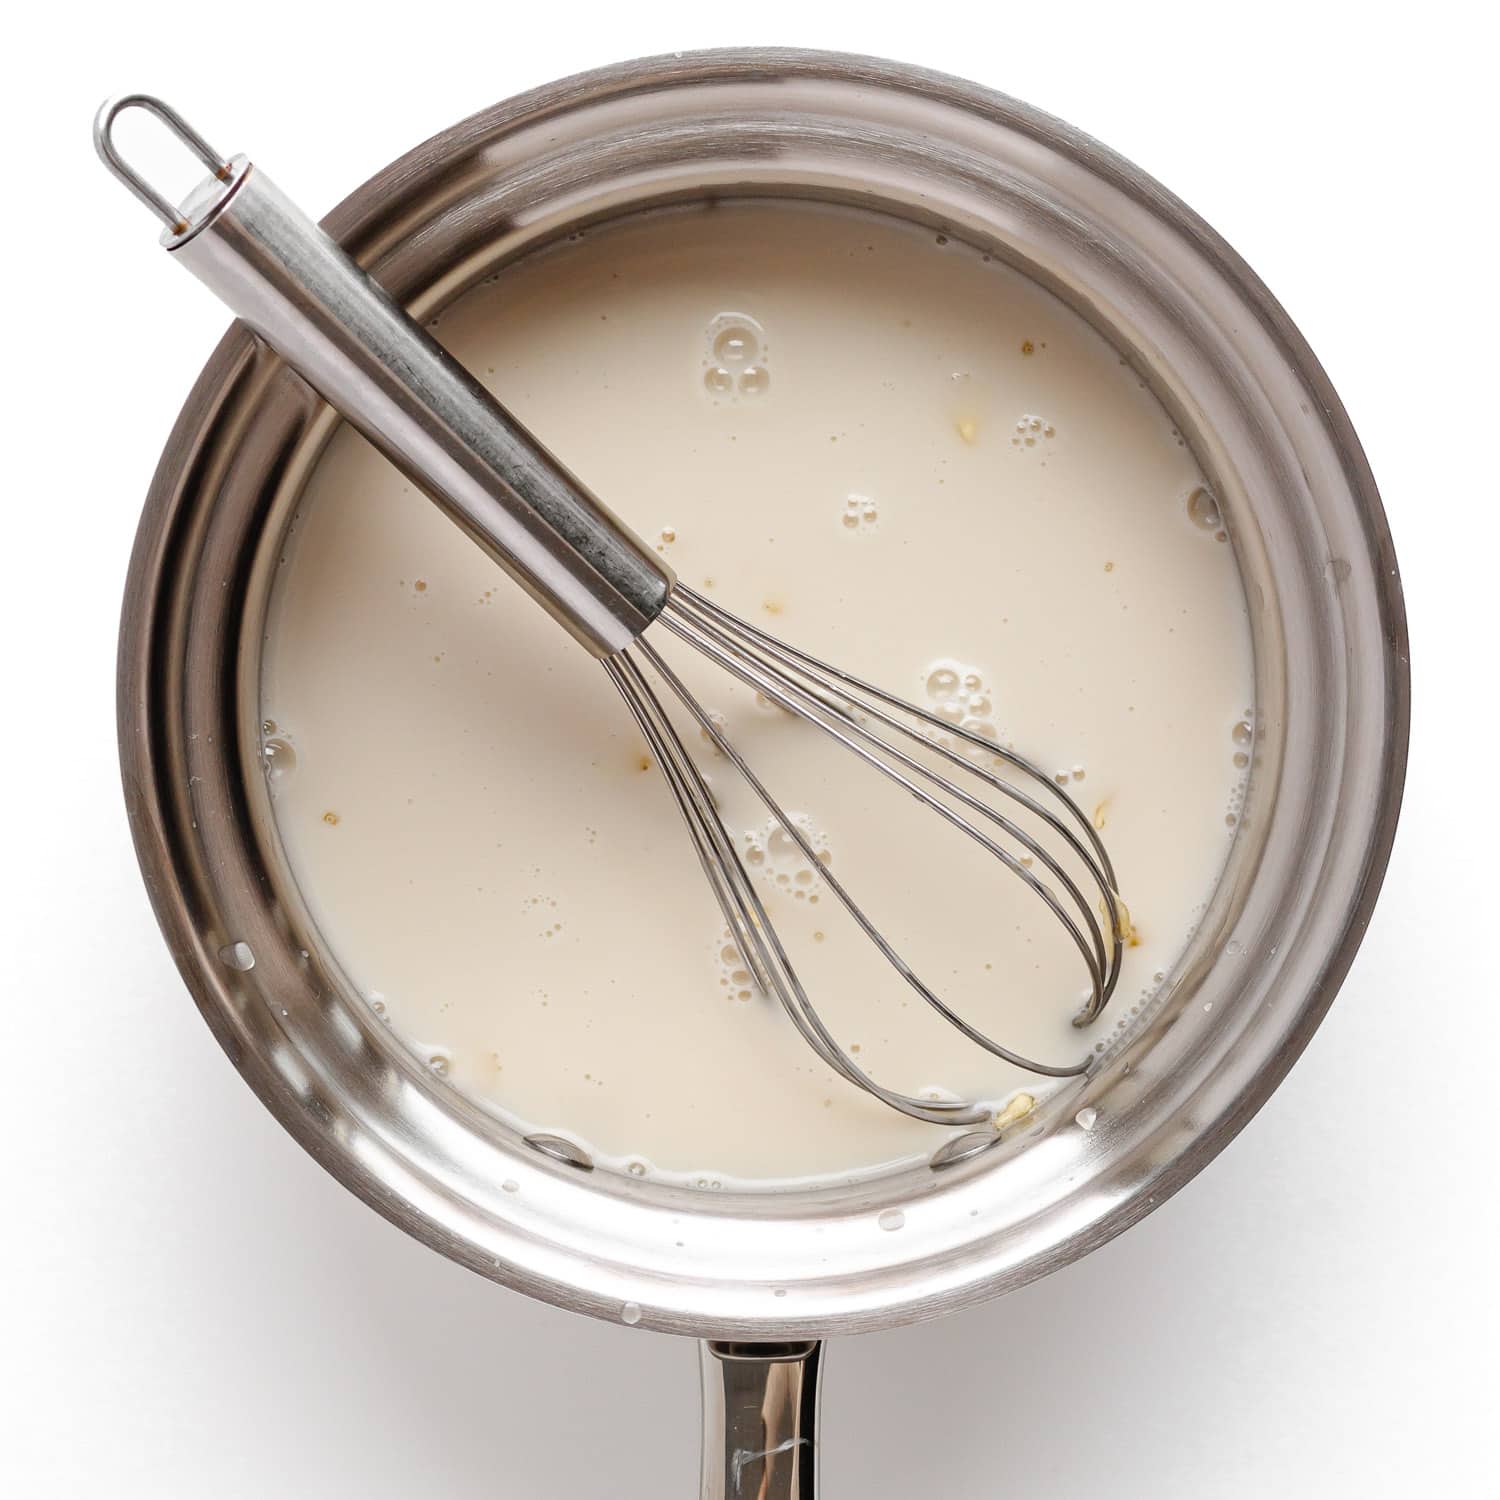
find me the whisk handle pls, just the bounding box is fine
[94,95,673,657]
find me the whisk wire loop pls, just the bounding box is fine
[603,587,1128,1125]
[661,593,1121,1020]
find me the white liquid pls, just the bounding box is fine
[262,201,1252,1185]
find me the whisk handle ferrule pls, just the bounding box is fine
[95,96,673,657]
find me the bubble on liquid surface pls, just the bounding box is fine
[743,815,831,898]
[1186,485,1222,532]
[1231,718,1253,747]
[923,659,1003,753]
[846,492,876,534]
[218,941,255,971]
[1010,414,1056,449]
[926,666,961,700]
[262,735,297,780]
[712,928,756,1001]
[701,313,769,404]
[878,1209,906,1232]
[713,323,759,364]
[427,1050,452,1078]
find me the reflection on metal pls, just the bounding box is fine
[523,1133,594,1171]
[701,1341,822,1498]
[929,1130,1004,1172]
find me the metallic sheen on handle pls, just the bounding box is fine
[96,97,673,656]
[700,1341,822,1499]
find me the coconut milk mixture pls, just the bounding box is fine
[261,201,1252,1185]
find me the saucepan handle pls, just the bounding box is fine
[699,1340,823,1498]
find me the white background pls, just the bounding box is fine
[3,4,1492,1495]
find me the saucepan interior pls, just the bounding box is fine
[118,49,1407,1338]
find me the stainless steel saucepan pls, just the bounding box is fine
[115,50,1408,1495]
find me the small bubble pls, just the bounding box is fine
[218,941,255,971]
[878,1209,906,1232]
[659,526,677,543]
[713,324,758,364]
[628,1161,647,1177]
[703,366,733,395]
[926,666,961,700]
[262,736,297,779]
[1186,486,1222,531]
[427,1051,451,1077]
[322,810,340,826]
[738,366,770,396]
[1231,719,1253,746]
[1233,751,1250,768]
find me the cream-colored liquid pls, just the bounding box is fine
[262,201,1252,1185]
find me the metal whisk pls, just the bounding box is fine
[97,97,1125,1128]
